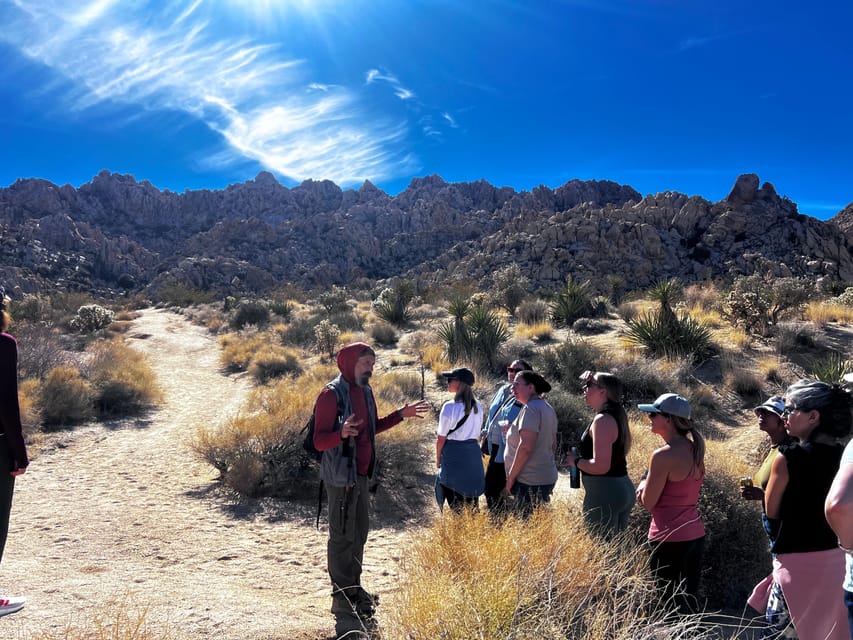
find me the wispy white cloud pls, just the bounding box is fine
[1,0,413,185]
[442,112,458,128]
[365,68,415,100]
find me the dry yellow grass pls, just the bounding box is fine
[383,506,732,639]
[514,321,554,341]
[805,301,853,325]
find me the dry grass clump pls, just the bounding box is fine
[85,339,163,415]
[684,281,723,313]
[20,594,173,640]
[39,366,94,427]
[515,321,554,342]
[247,345,302,383]
[383,508,720,639]
[805,300,853,325]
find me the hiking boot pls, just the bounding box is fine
[354,588,378,618]
[0,595,25,617]
[335,611,369,638]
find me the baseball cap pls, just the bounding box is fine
[638,393,692,419]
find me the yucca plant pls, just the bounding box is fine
[624,311,712,362]
[811,352,852,384]
[549,277,594,326]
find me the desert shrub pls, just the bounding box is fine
[723,275,813,336]
[318,285,351,316]
[247,346,302,383]
[831,286,853,306]
[13,322,68,379]
[609,359,674,406]
[374,371,424,406]
[489,264,530,315]
[516,299,549,325]
[383,508,720,639]
[12,293,53,324]
[811,352,852,384]
[372,280,416,326]
[549,278,595,326]
[773,321,817,354]
[723,366,764,399]
[624,311,713,362]
[280,315,320,348]
[230,300,270,329]
[684,281,722,312]
[268,298,293,319]
[314,319,341,358]
[536,337,602,386]
[571,318,609,335]
[498,336,537,363]
[40,366,93,427]
[369,322,398,346]
[86,339,163,416]
[70,304,115,333]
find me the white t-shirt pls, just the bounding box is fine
[437,400,484,441]
[842,439,853,593]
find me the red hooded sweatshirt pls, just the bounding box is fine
[313,342,402,476]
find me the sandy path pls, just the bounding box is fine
[3,308,406,639]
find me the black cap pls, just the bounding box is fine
[440,367,475,386]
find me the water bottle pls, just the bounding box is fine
[569,447,580,489]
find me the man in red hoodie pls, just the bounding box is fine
[313,342,428,632]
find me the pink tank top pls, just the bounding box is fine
[648,473,705,542]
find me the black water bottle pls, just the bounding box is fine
[569,447,580,489]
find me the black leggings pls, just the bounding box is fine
[483,443,506,512]
[648,536,705,614]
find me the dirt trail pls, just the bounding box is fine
[4,308,406,640]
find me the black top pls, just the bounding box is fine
[770,440,842,554]
[579,411,628,478]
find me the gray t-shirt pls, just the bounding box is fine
[504,397,558,486]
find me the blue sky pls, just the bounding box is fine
[0,1,851,220]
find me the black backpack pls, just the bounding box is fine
[301,381,346,462]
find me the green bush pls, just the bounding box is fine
[158,282,215,307]
[831,286,853,307]
[12,294,53,324]
[571,318,610,335]
[40,366,93,427]
[624,311,713,362]
[231,300,270,329]
[281,316,319,348]
[318,285,351,316]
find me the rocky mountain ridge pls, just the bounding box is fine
[0,170,850,300]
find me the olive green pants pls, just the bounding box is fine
[326,474,369,603]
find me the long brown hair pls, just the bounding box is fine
[592,372,632,454]
[454,382,479,415]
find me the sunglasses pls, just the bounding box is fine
[582,381,603,390]
[507,366,524,373]
[782,405,810,418]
